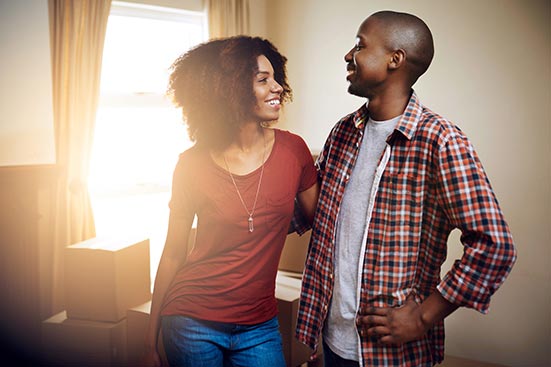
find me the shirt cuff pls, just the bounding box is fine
[436,263,492,314]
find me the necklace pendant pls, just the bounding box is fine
[248,216,254,232]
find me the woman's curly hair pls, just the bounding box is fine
[167,36,292,149]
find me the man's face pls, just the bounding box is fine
[344,17,391,98]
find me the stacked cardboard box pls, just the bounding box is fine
[40,230,315,366]
[42,311,127,366]
[42,236,151,366]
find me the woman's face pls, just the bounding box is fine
[251,55,283,122]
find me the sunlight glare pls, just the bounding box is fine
[88,5,204,285]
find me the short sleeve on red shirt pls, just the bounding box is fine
[168,150,198,219]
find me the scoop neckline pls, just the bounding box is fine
[209,128,279,179]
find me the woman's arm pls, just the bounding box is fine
[296,182,320,226]
[142,211,194,366]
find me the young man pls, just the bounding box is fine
[296,11,517,367]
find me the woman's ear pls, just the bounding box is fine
[389,49,406,70]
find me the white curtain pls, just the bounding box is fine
[47,0,111,315]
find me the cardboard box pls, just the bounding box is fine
[126,301,168,367]
[65,236,151,322]
[277,270,304,281]
[276,273,321,367]
[41,311,127,367]
[279,232,311,273]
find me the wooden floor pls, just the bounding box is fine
[439,355,508,367]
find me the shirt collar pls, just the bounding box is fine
[352,90,423,141]
[352,102,369,129]
[393,90,423,140]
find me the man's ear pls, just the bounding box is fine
[389,49,406,70]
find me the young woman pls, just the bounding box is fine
[143,36,319,367]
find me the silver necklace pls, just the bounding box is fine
[223,132,267,233]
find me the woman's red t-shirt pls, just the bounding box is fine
[160,129,317,324]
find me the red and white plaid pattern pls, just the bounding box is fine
[296,92,516,367]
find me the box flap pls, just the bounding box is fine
[67,235,148,252]
[127,301,152,316]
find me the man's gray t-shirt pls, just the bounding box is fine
[323,115,400,360]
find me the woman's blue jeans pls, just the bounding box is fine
[161,315,286,367]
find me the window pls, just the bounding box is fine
[89,1,206,284]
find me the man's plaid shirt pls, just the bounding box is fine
[296,92,516,367]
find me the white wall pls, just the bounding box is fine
[0,0,55,166]
[265,1,550,366]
